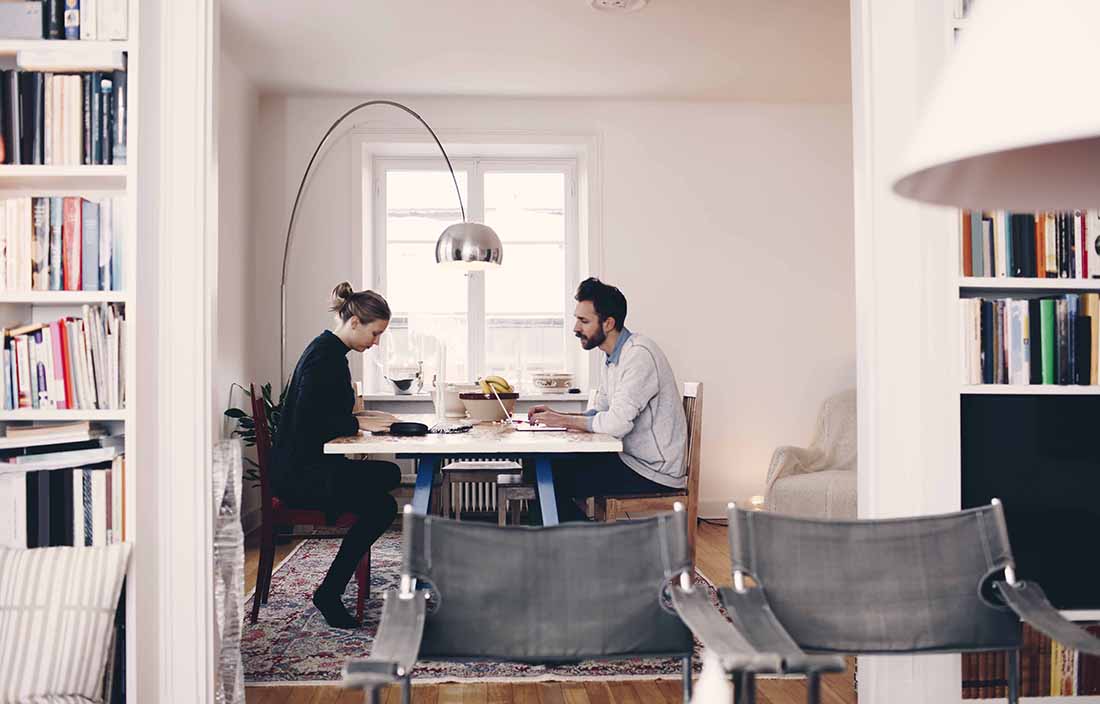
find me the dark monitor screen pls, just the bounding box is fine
[961,394,1100,610]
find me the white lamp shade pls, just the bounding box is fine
[435,222,504,269]
[893,0,1100,211]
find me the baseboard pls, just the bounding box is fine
[698,499,734,520]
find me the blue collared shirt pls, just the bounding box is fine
[584,328,633,424]
[605,328,632,366]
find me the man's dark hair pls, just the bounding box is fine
[575,277,627,331]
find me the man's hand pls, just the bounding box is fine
[529,408,590,432]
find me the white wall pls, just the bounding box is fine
[215,52,261,527]
[249,94,856,510]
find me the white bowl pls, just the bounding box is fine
[531,372,574,393]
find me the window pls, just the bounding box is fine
[371,156,579,391]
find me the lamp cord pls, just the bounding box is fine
[279,100,466,387]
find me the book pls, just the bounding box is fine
[4,446,119,472]
[100,0,127,40]
[1040,298,1056,384]
[0,2,43,40]
[0,471,26,548]
[81,199,100,291]
[49,197,63,291]
[111,70,126,165]
[63,197,82,290]
[44,0,65,40]
[63,0,80,40]
[80,0,97,40]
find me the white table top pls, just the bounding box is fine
[323,414,623,455]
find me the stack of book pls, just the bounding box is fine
[963,624,1100,697]
[2,303,125,410]
[0,195,123,291]
[0,64,127,166]
[961,210,1100,279]
[0,421,124,549]
[961,294,1099,385]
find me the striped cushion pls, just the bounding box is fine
[0,544,131,704]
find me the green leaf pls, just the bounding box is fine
[224,408,247,419]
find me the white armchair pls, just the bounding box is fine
[764,389,857,518]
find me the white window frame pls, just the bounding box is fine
[370,154,580,391]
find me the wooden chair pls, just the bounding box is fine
[593,381,704,558]
[496,472,536,526]
[249,385,371,625]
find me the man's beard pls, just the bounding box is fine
[577,327,607,351]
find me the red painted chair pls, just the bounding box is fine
[249,385,370,625]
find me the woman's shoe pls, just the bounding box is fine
[312,589,359,629]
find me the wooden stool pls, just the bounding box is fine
[496,473,536,526]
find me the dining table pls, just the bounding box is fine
[323,413,623,526]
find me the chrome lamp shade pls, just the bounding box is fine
[435,222,504,269]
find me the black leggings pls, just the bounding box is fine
[283,459,401,595]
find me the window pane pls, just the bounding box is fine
[385,170,469,383]
[483,172,569,382]
[484,172,565,243]
[485,243,564,314]
[387,170,468,242]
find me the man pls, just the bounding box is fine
[529,277,688,522]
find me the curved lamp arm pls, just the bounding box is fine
[279,100,466,388]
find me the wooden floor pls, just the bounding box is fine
[243,521,856,704]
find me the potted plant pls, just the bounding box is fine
[223,382,286,484]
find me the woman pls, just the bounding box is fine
[271,282,400,628]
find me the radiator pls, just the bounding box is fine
[442,457,524,516]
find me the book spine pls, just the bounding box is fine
[31,196,48,291]
[2,344,11,411]
[111,69,126,165]
[98,198,111,289]
[49,321,68,409]
[1040,299,1055,384]
[82,73,92,166]
[971,211,984,277]
[80,199,99,291]
[961,210,973,277]
[99,74,113,165]
[49,196,62,290]
[80,0,96,40]
[63,0,79,40]
[62,196,81,290]
[45,0,65,39]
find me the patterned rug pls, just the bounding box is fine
[242,527,717,684]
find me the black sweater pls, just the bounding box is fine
[271,330,359,493]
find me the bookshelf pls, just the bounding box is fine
[947,2,1100,701]
[0,5,138,702]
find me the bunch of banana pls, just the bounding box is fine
[479,375,514,395]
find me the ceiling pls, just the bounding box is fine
[219,0,851,103]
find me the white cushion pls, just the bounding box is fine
[768,469,856,519]
[0,543,131,704]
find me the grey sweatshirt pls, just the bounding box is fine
[586,330,688,488]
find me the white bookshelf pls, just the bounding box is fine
[946,2,1100,702]
[961,278,1100,292]
[962,385,1100,396]
[0,7,139,701]
[0,291,127,304]
[0,39,133,55]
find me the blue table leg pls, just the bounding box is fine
[534,455,559,526]
[411,456,438,515]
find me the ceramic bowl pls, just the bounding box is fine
[459,392,519,422]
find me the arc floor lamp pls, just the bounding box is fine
[279,100,503,385]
